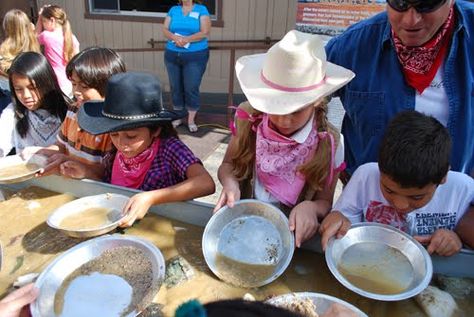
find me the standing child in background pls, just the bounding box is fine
[0,52,67,157]
[73,72,215,227]
[320,111,474,256]
[214,30,355,247]
[36,4,79,96]
[31,47,126,179]
[0,9,40,88]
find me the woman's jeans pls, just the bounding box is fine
[164,49,209,112]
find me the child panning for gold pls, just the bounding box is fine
[320,111,474,256]
[214,30,355,247]
[70,72,215,227]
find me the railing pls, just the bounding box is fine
[114,38,279,121]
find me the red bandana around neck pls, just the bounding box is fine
[392,7,455,94]
[111,138,160,189]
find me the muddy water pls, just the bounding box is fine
[338,242,414,295]
[1,186,473,317]
[59,207,114,230]
[0,163,39,180]
[214,252,276,287]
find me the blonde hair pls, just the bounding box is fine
[40,5,75,63]
[0,10,40,76]
[231,99,339,193]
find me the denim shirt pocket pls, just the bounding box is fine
[345,90,385,137]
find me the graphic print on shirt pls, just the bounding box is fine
[365,201,408,232]
[414,212,457,235]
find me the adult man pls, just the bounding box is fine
[326,0,474,178]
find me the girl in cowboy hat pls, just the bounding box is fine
[73,71,215,227]
[214,30,355,247]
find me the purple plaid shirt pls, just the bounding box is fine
[104,137,201,190]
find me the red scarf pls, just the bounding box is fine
[392,7,455,94]
[111,138,160,189]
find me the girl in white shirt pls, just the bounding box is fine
[0,52,68,157]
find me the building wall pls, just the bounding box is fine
[36,0,297,94]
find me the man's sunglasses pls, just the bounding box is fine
[387,0,448,13]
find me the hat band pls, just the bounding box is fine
[102,110,158,120]
[260,71,327,92]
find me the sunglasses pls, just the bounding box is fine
[387,0,448,13]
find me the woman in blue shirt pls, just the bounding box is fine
[163,0,211,133]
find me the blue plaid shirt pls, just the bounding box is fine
[326,1,474,176]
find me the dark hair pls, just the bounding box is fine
[378,110,451,188]
[176,299,303,317]
[8,52,68,138]
[66,47,126,97]
[147,122,178,139]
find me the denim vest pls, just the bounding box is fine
[326,1,474,176]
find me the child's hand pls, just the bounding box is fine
[289,201,320,248]
[20,146,40,160]
[0,283,39,317]
[213,179,241,213]
[20,146,59,161]
[119,192,154,228]
[319,211,351,251]
[59,161,87,179]
[40,153,68,176]
[414,229,462,256]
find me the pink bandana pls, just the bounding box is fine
[111,138,160,189]
[255,115,320,207]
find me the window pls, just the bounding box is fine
[86,0,222,26]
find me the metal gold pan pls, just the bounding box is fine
[47,193,129,238]
[203,199,294,288]
[31,235,165,317]
[326,222,433,301]
[267,291,368,317]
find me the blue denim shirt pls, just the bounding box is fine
[326,1,474,176]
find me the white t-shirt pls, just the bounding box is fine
[334,163,474,236]
[415,66,449,127]
[254,114,345,204]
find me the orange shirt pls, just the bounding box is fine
[57,110,112,165]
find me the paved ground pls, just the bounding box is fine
[177,98,346,206]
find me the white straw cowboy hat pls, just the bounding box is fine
[236,30,355,115]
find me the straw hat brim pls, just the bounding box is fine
[236,53,355,115]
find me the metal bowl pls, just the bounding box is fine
[0,154,47,184]
[203,199,294,288]
[31,235,165,317]
[267,292,368,317]
[47,193,129,238]
[326,223,432,301]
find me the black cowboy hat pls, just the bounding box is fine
[78,72,185,135]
